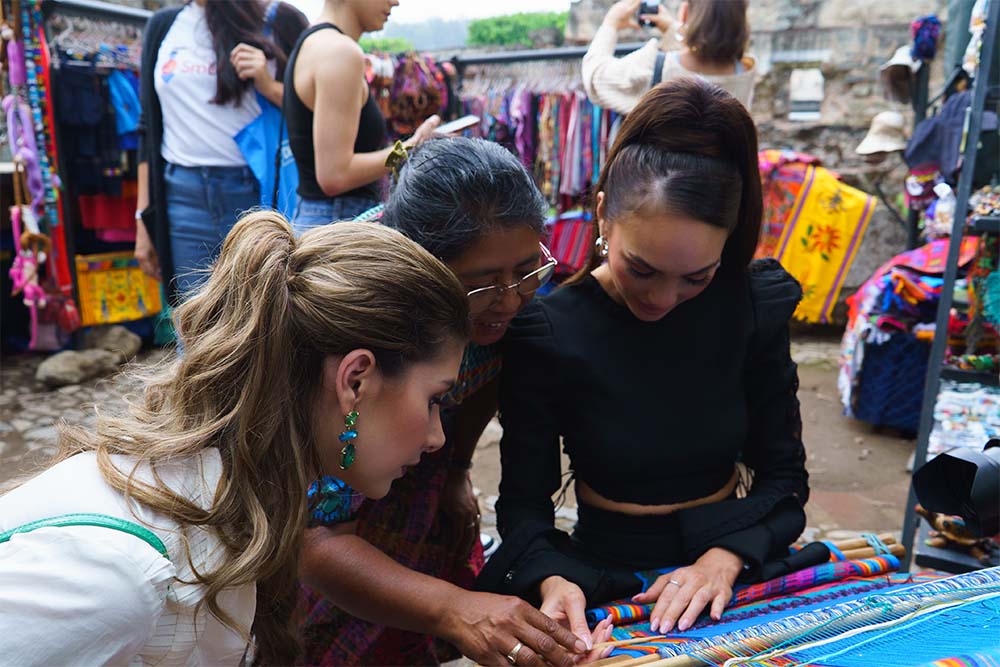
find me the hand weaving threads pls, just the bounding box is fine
[621,566,1000,667]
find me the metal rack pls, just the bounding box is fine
[900,0,1000,573]
[449,41,646,88]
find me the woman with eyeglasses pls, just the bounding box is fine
[296,137,610,666]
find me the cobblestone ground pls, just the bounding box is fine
[1,334,913,543]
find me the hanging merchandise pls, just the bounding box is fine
[910,15,941,61]
[757,149,822,260]
[962,0,989,76]
[74,251,162,328]
[838,237,981,432]
[457,60,620,214]
[766,164,875,324]
[372,53,452,139]
[8,165,50,350]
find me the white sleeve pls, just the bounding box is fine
[0,527,172,666]
[582,25,659,114]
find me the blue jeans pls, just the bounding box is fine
[165,163,260,300]
[291,195,380,235]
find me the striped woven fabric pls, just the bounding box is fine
[586,556,900,627]
[924,652,1000,667]
[595,571,946,658]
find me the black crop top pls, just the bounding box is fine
[489,260,809,595]
[284,23,387,202]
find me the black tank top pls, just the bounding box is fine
[284,23,387,202]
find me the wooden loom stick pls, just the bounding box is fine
[838,543,906,560]
[593,635,668,650]
[592,653,664,667]
[825,533,896,551]
[588,656,636,666]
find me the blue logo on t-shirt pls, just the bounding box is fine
[161,49,178,84]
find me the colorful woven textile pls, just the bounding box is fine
[594,571,947,660]
[757,150,820,260]
[586,556,899,627]
[923,652,1000,667]
[774,165,875,323]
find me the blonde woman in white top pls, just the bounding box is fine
[582,0,755,113]
[0,213,475,665]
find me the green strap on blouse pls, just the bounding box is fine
[0,512,169,560]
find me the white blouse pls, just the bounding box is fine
[581,23,756,113]
[0,449,255,666]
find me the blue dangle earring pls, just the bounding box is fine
[339,410,359,470]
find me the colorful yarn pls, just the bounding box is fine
[911,15,942,60]
[924,651,1000,667]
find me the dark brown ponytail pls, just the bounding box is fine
[569,77,761,284]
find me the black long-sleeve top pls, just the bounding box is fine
[482,260,809,603]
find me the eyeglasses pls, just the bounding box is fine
[465,243,557,315]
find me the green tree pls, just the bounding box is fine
[467,12,567,47]
[359,36,415,53]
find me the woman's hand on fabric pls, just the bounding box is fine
[632,548,743,633]
[230,43,271,84]
[603,0,641,31]
[405,114,441,148]
[441,468,480,558]
[539,576,592,651]
[444,590,589,666]
[133,216,161,281]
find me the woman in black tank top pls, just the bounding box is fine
[283,0,440,233]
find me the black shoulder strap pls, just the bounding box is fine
[651,50,666,88]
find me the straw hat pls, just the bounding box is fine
[880,46,921,103]
[856,111,908,155]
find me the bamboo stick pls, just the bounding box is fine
[593,635,667,650]
[591,654,664,667]
[629,655,703,667]
[588,656,635,666]
[824,533,896,551]
[838,543,906,560]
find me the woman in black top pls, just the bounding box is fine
[284,0,440,233]
[479,78,809,646]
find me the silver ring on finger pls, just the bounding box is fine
[668,579,682,587]
[506,641,524,665]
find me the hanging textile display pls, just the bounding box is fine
[2,0,82,349]
[365,52,456,140]
[838,237,988,433]
[769,165,875,324]
[456,60,621,213]
[757,149,821,260]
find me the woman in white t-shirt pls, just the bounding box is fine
[0,212,474,665]
[133,0,307,304]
